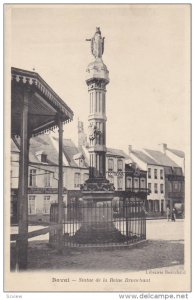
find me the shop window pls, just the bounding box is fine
[43,196,50,214]
[28,196,36,215]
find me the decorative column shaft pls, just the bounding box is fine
[88,79,107,179]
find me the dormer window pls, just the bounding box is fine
[79,158,84,167]
[73,152,85,167]
[41,154,47,163]
[36,151,48,164]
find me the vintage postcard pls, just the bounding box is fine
[4,4,191,293]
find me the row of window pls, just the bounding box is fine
[148,182,182,194]
[108,159,123,171]
[148,168,163,179]
[29,169,54,187]
[28,195,50,215]
[148,183,164,194]
[28,169,89,188]
[145,199,165,213]
[126,177,146,189]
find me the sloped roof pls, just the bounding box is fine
[29,135,57,164]
[144,149,180,167]
[131,150,157,165]
[107,148,129,158]
[167,148,185,158]
[62,139,81,167]
[54,137,88,168]
[25,135,88,168]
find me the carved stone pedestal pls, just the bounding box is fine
[71,180,127,244]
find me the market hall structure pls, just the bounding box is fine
[11,67,74,269]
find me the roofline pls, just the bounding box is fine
[147,163,181,168]
[131,151,180,168]
[11,67,74,120]
[167,148,185,158]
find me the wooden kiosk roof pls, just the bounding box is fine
[11,67,74,137]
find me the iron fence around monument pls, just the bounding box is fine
[49,197,146,248]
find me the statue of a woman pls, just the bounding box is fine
[86,27,105,59]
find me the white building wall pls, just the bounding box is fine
[128,152,166,212]
[147,165,166,211]
[63,167,89,190]
[11,158,89,218]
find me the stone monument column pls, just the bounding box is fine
[81,27,115,197]
[73,28,126,244]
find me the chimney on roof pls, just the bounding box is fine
[159,143,167,154]
[128,145,132,154]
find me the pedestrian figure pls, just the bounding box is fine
[172,208,176,222]
[166,206,170,221]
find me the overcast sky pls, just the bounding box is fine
[8,4,190,153]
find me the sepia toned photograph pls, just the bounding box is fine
[4,4,191,292]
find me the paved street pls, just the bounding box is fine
[147,219,184,241]
[11,219,184,271]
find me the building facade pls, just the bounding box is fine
[127,145,185,215]
[11,135,89,223]
[106,148,128,191]
[78,120,149,195]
